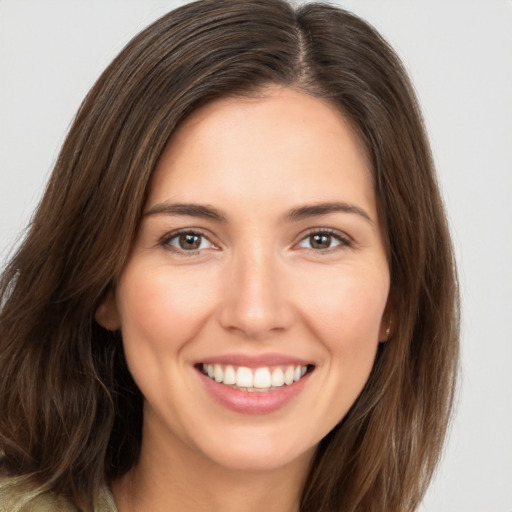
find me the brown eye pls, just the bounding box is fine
[310,233,332,249]
[178,233,202,250]
[298,230,346,251]
[163,231,213,252]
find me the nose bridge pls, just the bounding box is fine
[219,237,292,338]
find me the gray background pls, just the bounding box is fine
[1,1,511,510]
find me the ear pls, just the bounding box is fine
[378,297,396,342]
[378,316,393,342]
[95,289,121,331]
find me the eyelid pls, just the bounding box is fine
[159,228,219,254]
[294,227,353,251]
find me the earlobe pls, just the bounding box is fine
[379,291,396,342]
[379,312,395,343]
[95,290,121,331]
[378,303,395,342]
[378,318,392,342]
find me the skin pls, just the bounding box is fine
[97,86,391,512]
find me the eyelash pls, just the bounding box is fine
[159,228,352,255]
[297,228,353,252]
[159,229,215,255]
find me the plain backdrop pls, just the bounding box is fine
[1,1,511,511]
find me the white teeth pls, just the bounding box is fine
[236,366,253,388]
[271,367,285,387]
[214,364,223,382]
[201,363,309,390]
[223,365,236,385]
[253,367,272,388]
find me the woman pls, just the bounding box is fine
[0,0,459,511]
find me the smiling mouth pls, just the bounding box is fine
[197,363,314,392]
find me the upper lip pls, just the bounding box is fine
[196,353,313,368]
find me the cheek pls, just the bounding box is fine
[298,264,389,379]
[115,264,217,356]
[303,267,388,335]
[287,264,389,438]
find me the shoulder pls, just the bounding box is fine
[0,476,75,512]
[0,477,117,512]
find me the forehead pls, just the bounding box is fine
[147,87,375,218]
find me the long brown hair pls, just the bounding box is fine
[0,1,459,510]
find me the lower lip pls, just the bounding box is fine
[197,370,311,414]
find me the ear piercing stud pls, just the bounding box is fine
[385,320,392,338]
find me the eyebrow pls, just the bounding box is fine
[286,202,374,225]
[143,201,373,225]
[144,202,227,222]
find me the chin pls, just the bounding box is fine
[191,426,317,474]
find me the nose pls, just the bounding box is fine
[218,244,294,339]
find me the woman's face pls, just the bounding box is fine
[99,87,390,474]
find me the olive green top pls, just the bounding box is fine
[0,478,118,512]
